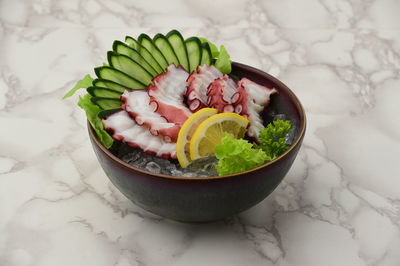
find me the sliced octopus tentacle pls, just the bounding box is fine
[102,110,176,158]
[231,78,278,139]
[121,90,181,143]
[206,74,237,113]
[148,64,192,125]
[185,65,223,112]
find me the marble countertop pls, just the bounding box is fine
[1,0,400,265]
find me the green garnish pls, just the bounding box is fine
[63,74,94,99]
[77,94,114,148]
[214,45,232,74]
[63,75,114,148]
[214,133,269,175]
[199,37,231,74]
[199,37,219,58]
[258,120,292,159]
[214,120,292,176]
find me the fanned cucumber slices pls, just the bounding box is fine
[153,33,180,67]
[88,29,230,112]
[138,34,169,70]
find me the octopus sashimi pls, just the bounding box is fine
[121,90,180,143]
[231,78,278,139]
[102,110,176,158]
[206,75,237,113]
[147,65,192,125]
[185,65,223,112]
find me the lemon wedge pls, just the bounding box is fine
[189,113,249,161]
[176,108,218,168]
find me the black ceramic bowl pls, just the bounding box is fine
[89,62,306,222]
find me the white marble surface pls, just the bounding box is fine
[1,0,400,265]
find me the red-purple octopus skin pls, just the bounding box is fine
[147,64,192,125]
[231,78,278,139]
[185,65,223,112]
[121,90,180,143]
[102,110,177,159]
[206,75,237,113]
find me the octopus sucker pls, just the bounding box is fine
[185,65,223,112]
[232,78,278,139]
[206,74,237,113]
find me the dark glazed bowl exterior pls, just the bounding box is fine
[88,62,306,222]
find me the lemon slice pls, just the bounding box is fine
[176,108,218,168]
[190,113,249,161]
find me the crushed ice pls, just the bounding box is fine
[116,143,218,177]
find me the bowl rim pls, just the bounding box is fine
[88,62,306,181]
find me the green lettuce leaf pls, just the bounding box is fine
[63,74,94,99]
[77,94,114,148]
[199,38,232,74]
[199,37,219,58]
[258,120,292,160]
[214,133,269,175]
[214,45,232,74]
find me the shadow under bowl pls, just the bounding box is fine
[88,62,306,223]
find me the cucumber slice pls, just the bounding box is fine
[93,79,129,93]
[87,86,121,99]
[185,37,202,73]
[107,51,153,86]
[125,35,140,50]
[125,36,164,74]
[95,67,146,90]
[200,42,212,66]
[91,97,122,110]
[138,34,169,70]
[153,34,180,67]
[98,108,121,119]
[113,41,158,77]
[166,30,190,72]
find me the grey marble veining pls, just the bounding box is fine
[0,0,400,265]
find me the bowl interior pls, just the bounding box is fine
[89,62,306,179]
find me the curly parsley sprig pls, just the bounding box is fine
[258,120,292,159]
